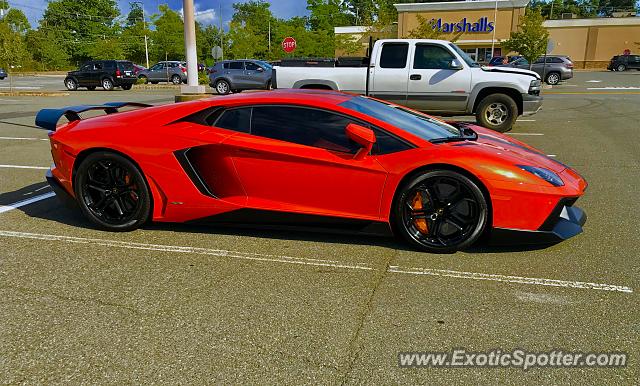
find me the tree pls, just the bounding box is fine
[226,21,263,59]
[122,4,150,65]
[229,1,273,59]
[26,29,70,70]
[151,4,184,61]
[126,2,144,27]
[197,24,223,65]
[501,9,549,68]
[0,7,31,70]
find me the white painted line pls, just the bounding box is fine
[547,154,557,157]
[506,133,544,136]
[0,192,55,214]
[0,86,41,90]
[388,266,633,294]
[516,119,536,122]
[0,230,632,294]
[585,80,602,83]
[0,164,49,170]
[587,87,640,90]
[0,136,48,141]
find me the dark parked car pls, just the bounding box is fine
[607,55,640,71]
[208,60,272,95]
[64,60,137,91]
[133,64,146,75]
[137,61,187,84]
[499,56,573,85]
[0,68,6,80]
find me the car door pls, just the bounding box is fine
[148,62,165,81]
[219,105,388,219]
[243,61,266,88]
[630,55,640,70]
[406,43,472,113]
[370,42,410,106]
[75,62,93,85]
[227,61,246,88]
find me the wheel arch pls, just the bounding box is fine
[389,163,493,231]
[72,147,160,219]
[471,86,523,116]
[292,79,338,90]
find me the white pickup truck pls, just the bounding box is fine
[273,39,543,132]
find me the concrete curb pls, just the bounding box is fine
[0,91,70,96]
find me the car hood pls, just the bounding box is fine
[451,124,566,173]
[480,65,540,80]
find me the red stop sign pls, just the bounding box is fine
[282,37,296,53]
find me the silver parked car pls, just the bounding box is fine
[208,60,272,95]
[500,56,574,85]
[137,61,187,85]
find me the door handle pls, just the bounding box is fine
[409,74,422,80]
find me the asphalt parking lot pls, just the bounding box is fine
[0,71,638,383]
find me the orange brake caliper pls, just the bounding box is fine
[411,191,429,235]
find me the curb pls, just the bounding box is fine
[0,91,70,96]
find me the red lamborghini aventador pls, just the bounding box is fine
[36,90,587,253]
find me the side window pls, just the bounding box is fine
[93,62,103,70]
[245,62,260,71]
[372,129,412,155]
[214,108,251,133]
[222,62,230,69]
[413,44,456,70]
[251,106,360,154]
[229,61,244,70]
[104,61,115,69]
[80,63,92,71]
[379,43,409,69]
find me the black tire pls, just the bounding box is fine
[475,93,518,133]
[215,79,231,95]
[138,75,148,84]
[545,72,560,85]
[616,64,626,72]
[265,80,272,90]
[87,86,96,91]
[150,81,158,84]
[393,170,488,254]
[74,151,151,231]
[64,77,78,91]
[121,84,132,90]
[171,74,182,85]
[101,77,114,91]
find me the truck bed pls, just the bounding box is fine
[273,66,367,94]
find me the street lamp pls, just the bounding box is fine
[131,1,149,68]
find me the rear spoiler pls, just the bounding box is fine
[35,102,152,131]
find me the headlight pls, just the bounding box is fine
[517,165,564,186]
[529,79,541,95]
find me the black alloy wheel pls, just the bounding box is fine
[75,152,151,231]
[394,170,488,253]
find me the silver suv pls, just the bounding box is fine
[137,61,187,85]
[208,60,272,95]
[501,56,574,85]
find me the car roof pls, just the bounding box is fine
[206,89,354,106]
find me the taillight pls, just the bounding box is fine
[565,63,573,69]
[181,67,187,73]
[115,69,122,77]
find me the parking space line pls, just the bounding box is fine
[516,119,536,122]
[0,136,49,141]
[388,266,632,294]
[0,230,632,294]
[0,192,55,214]
[0,164,49,170]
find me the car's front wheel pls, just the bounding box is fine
[102,78,114,91]
[393,170,488,253]
[75,152,151,231]
[475,93,518,133]
[617,64,627,72]
[65,78,78,91]
[215,79,231,95]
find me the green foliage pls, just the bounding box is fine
[151,4,184,62]
[26,29,70,70]
[0,7,31,69]
[501,9,550,67]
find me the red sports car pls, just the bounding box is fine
[36,90,587,253]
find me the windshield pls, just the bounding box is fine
[448,43,480,68]
[339,96,461,141]
[257,60,273,70]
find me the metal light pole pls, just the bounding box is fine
[490,0,499,57]
[132,1,149,68]
[180,0,205,94]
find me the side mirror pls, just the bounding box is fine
[257,67,264,72]
[449,59,463,70]
[346,123,376,160]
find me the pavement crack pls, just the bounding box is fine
[338,250,397,385]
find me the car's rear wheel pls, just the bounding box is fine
[171,74,182,85]
[215,79,231,95]
[475,93,518,133]
[102,78,114,91]
[393,170,488,253]
[617,64,626,72]
[545,72,560,85]
[75,152,151,231]
[65,78,78,91]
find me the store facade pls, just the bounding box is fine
[335,0,640,69]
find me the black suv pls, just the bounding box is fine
[64,60,137,91]
[607,55,640,72]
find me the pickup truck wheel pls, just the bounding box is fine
[476,94,518,133]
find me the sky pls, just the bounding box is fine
[9,0,311,29]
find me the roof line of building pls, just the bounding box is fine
[394,0,530,13]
